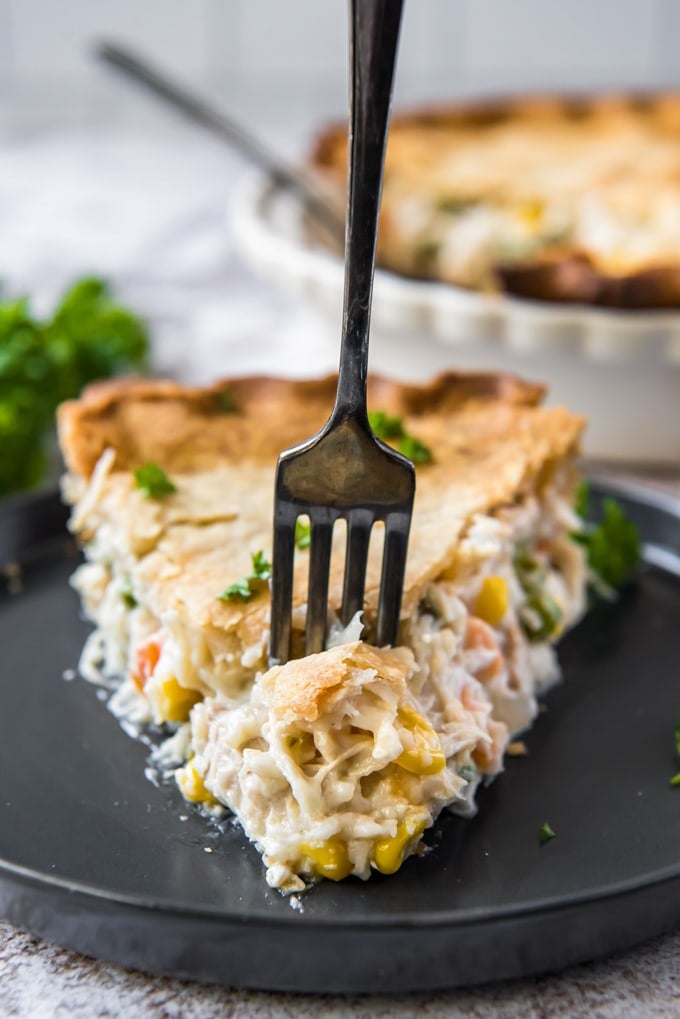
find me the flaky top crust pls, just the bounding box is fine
[262,642,414,722]
[58,372,583,639]
[57,371,547,479]
[311,92,680,308]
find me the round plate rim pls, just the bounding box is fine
[2,848,680,933]
[0,476,679,937]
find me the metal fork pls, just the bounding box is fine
[269,0,412,665]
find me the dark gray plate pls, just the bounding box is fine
[0,480,679,993]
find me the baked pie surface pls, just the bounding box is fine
[312,94,680,307]
[58,372,586,890]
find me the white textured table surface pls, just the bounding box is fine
[1,127,679,1018]
[2,921,680,1019]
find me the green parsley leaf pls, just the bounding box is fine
[295,518,311,550]
[48,277,149,403]
[250,550,272,582]
[368,409,433,464]
[572,497,641,589]
[574,480,590,519]
[0,278,148,497]
[520,589,563,644]
[368,410,403,439]
[513,544,562,642]
[398,434,432,464]
[218,550,271,603]
[133,462,177,499]
[216,390,235,413]
[514,542,545,592]
[121,587,137,610]
[539,821,556,845]
[670,774,680,788]
[413,239,441,273]
[220,578,252,602]
[436,196,477,215]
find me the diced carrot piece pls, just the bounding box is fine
[464,616,504,683]
[131,640,161,692]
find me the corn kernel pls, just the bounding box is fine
[156,677,202,723]
[373,816,427,875]
[396,705,446,775]
[176,761,218,805]
[474,575,509,627]
[518,199,543,230]
[300,838,352,881]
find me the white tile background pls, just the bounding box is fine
[0,0,677,133]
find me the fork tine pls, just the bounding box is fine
[269,504,296,665]
[305,515,334,655]
[341,510,373,626]
[375,510,412,647]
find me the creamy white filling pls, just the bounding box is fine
[189,653,466,892]
[387,187,679,286]
[69,481,585,890]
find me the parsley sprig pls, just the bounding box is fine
[539,821,556,845]
[216,389,235,413]
[368,410,432,464]
[0,277,149,496]
[218,550,272,603]
[295,518,311,550]
[573,483,641,591]
[671,722,680,788]
[514,543,563,643]
[133,462,176,499]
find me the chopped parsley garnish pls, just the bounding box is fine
[436,196,477,215]
[671,722,680,788]
[398,434,432,464]
[295,518,311,550]
[459,764,476,781]
[250,550,272,581]
[572,484,641,590]
[133,462,176,499]
[413,239,441,273]
[539,821,556,845]
[513,543,563,643]
[121,586,137,610]
[574,480,590,519]
[368,410,403,439]
[520,589,563,644]
[222,577,251,601]
[368,410,432,464]
[216,389,235,413]
[218,550,272,603]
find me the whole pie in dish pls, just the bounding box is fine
[58,373,586,891]
[311,93,680,308]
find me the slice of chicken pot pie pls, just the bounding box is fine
[58,372,586,891]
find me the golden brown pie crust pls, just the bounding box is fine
[57,371,548,479]
[311,92,680,308]
[57,371,584,646]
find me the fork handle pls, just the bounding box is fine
[333,0,404,424]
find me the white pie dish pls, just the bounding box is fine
[231,173,680,464]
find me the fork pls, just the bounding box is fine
[94,40,344,250]
[269,0,412,665]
